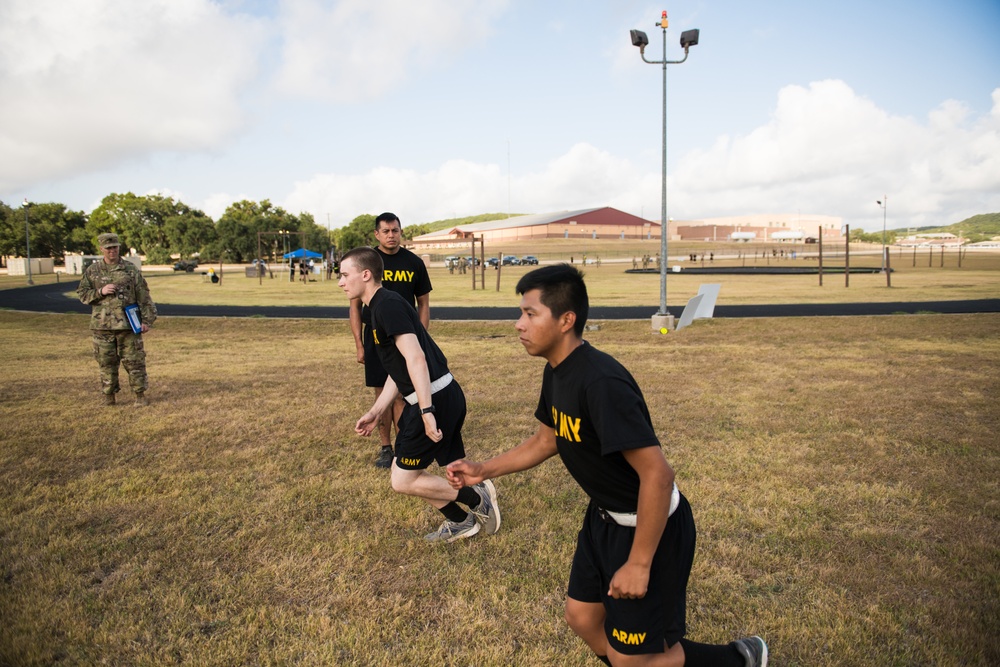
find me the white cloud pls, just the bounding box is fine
[201,191,254,221]
[670,81,1000,230]
[281,81,1000,232]
[282,144,646,227]
[273,0,509,103]
[283,159,506,226]
[0,0,267,191]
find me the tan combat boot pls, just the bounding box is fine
[103,393,116,406]
[134,392,148,406]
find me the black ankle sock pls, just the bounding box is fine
[440,502,468,523]
[456,486,480,509]
[679,638,743,667]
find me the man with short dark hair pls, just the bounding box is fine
[348,212,432,469]
[339,247,499,543]
[447,264,767,666]
[77,232,158,406]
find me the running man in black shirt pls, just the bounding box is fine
[340,247,500,543]
[348,212,433,469]
[447,264,767,666]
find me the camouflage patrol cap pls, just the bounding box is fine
[98,233,121,248]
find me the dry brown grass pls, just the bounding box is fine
[1,311,998,665]
[4,244,997,308]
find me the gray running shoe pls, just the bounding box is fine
[374,447,393,469]
[733,636,768,667]
[470,479,501,535]
[424,514,481,543]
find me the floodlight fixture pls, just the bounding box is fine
[628,11,701,328]
[630,29,649,50]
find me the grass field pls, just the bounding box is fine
[3,243,997,309]
[1,309,998,665]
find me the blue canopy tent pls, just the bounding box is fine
[282,248,324,282]
[283,248,323,259]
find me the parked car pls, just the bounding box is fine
[521,255,539,265]
[173,260,198,272]
[486,257,500,267]
[444,256,461,267]
[501,255,520,266]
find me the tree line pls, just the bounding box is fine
[0,193,431,267]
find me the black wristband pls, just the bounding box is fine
[420,405,436,415]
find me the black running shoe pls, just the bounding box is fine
[374,446,393,469]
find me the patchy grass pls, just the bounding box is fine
[1,312,999,666]
[5,246,997,308]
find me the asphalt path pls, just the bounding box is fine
[3,279,999,320]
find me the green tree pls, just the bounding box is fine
[332,214,376,254]
[163,206,216,259]
[89,193,212,262]
[0,201,19,263]
[212,200,321,263]
[402,223,431,241]
[0,200,89,263]
[297,212,333,256]
[850,228,897,244]
[24,203,89,260]
[87,192,162,253]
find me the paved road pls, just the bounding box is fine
[2,279,998,320]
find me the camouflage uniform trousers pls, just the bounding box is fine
[92,330,148,395]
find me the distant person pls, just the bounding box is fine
[348,212,432,469]
[447,264,768,666]
[76,233,158,406]
[339,247,499,542]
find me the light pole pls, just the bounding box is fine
[876,196,887,272]
[630,11,699,331]
[21,198,33,285]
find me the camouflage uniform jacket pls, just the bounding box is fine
[77,259,158,331]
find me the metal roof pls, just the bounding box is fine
[416,208,611,240]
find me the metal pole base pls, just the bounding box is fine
[651,313,674,333]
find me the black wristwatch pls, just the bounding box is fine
[420,405,436,415]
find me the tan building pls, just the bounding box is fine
[411,207,659,250]
[411,208,844,250]
[673,214,844,243]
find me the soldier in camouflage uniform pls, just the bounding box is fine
[77,233,158,406]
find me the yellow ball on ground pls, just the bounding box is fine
[660,327,668,334]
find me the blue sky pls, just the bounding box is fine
[2,0,998,232]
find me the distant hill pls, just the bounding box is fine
[894,212,1000,242]
[422,212,527,234]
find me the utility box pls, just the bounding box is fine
[7,258,54,275]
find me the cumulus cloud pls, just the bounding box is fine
[0,0,267,191]
[281,144,646,226]
[283,159,506,225]
[278,81,1000,232]
[670,80,1000,229]
[273,0,509,102]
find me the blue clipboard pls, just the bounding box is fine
[124,303,142,334]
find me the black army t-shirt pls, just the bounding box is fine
[534,341,661,512]
[369,287,450,397]
[361,247,432,326]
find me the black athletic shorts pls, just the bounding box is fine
[363,324,389,388]
[393,380,467,471]
[567,494,696,655]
